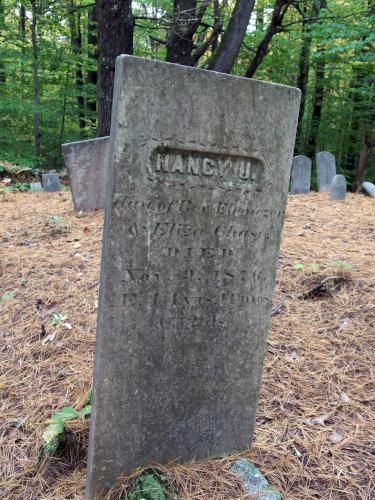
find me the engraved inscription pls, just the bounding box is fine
[148,147,264,190]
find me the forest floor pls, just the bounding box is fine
[1,191,374,500]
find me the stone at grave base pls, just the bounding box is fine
[362,181,375,198]
[231,460,282,499]
[330,174,347,201]
[30,182,42,192]
[42,173,60,192]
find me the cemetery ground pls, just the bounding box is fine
[1,191,374,500]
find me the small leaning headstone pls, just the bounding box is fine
[29,181,42,192]
[86,55,301,498]
[42,173,60,192]
[362,181,375,198]
[316,151,336,192]
[61,136,110,211]
[290,155,311,194]
[330,174,347,201]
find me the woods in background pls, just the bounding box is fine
[0,0,374,188]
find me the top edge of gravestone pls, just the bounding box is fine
[61,135,110,150]
[116,55,302,97]
[316,151,335,158]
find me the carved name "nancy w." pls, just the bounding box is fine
[148,148,264,189]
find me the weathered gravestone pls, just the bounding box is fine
[42,173,60,192]
[61,136,110,211]
[29,181,42,192]
[330,174,347,201]
[290,155,311,194]
[362,181,375,198]
[86,55,301,499]
[316,151,336,192]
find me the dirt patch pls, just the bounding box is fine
[1,191,374,499]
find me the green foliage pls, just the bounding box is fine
[39,396,92,462]
[293,260,353,271]
[128,469,173,500]
[0,290,16,301]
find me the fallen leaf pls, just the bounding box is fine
[63,323,72,330]
[42,332,56,344]
[286,350,299,362]
[306,413,332,426]
[73,242,81,249]
[340,392,351,403]
[329,430,343,443]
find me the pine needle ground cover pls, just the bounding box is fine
[1,192,374,499]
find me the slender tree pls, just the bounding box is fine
[31,0,41,159]
[97,0,134,136]
[68,1,85,129]
[245,0,293,78]
[208,0,255,73]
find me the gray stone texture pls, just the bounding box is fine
[290,155,311,194]
[42,173,60,192]
[362,181,375,198]
[86,55,301,498]
[62,136,110,211]
[30,181,42,192]
[231,460,282,499]
[316,151,336,192]
[330,174,347,201]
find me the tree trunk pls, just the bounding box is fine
[208,0,255,73]
[245,0,291,78]
[345,0,374,178]
[167,0,196,65]
[87,5,97,122]
[355,131,372,191]
[31,0,41,159]
[295,0,321,152]
[69,1,85,129]
[167,0,210,66]
[97,0,133,136]
[0,0,5,83]
[305,0,327,159]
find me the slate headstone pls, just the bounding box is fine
[61,136,110,211]
[42,173,60,192]
[86,55,301,498]
[316,151,336,192]
[290,155,311,194]
[362,181,375,198]
[330,174,347,201]
[30,181,42,192]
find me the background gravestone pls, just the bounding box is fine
[86,55,301,499]
[362,181,375,198]
[30,181,42,192]
[62,136,110,211]
[316,151,336,192]
[42,173,60,192]
[330,174,347,200]
[290,155,311,194]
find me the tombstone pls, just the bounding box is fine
[42,173,60,192]
[61,136,110,211]
[29,181,42,192]
[290,155,311,194]
[86,55,301,499]
[330,174,347,201]
[316,151,336,192]
[362,181,375,198]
